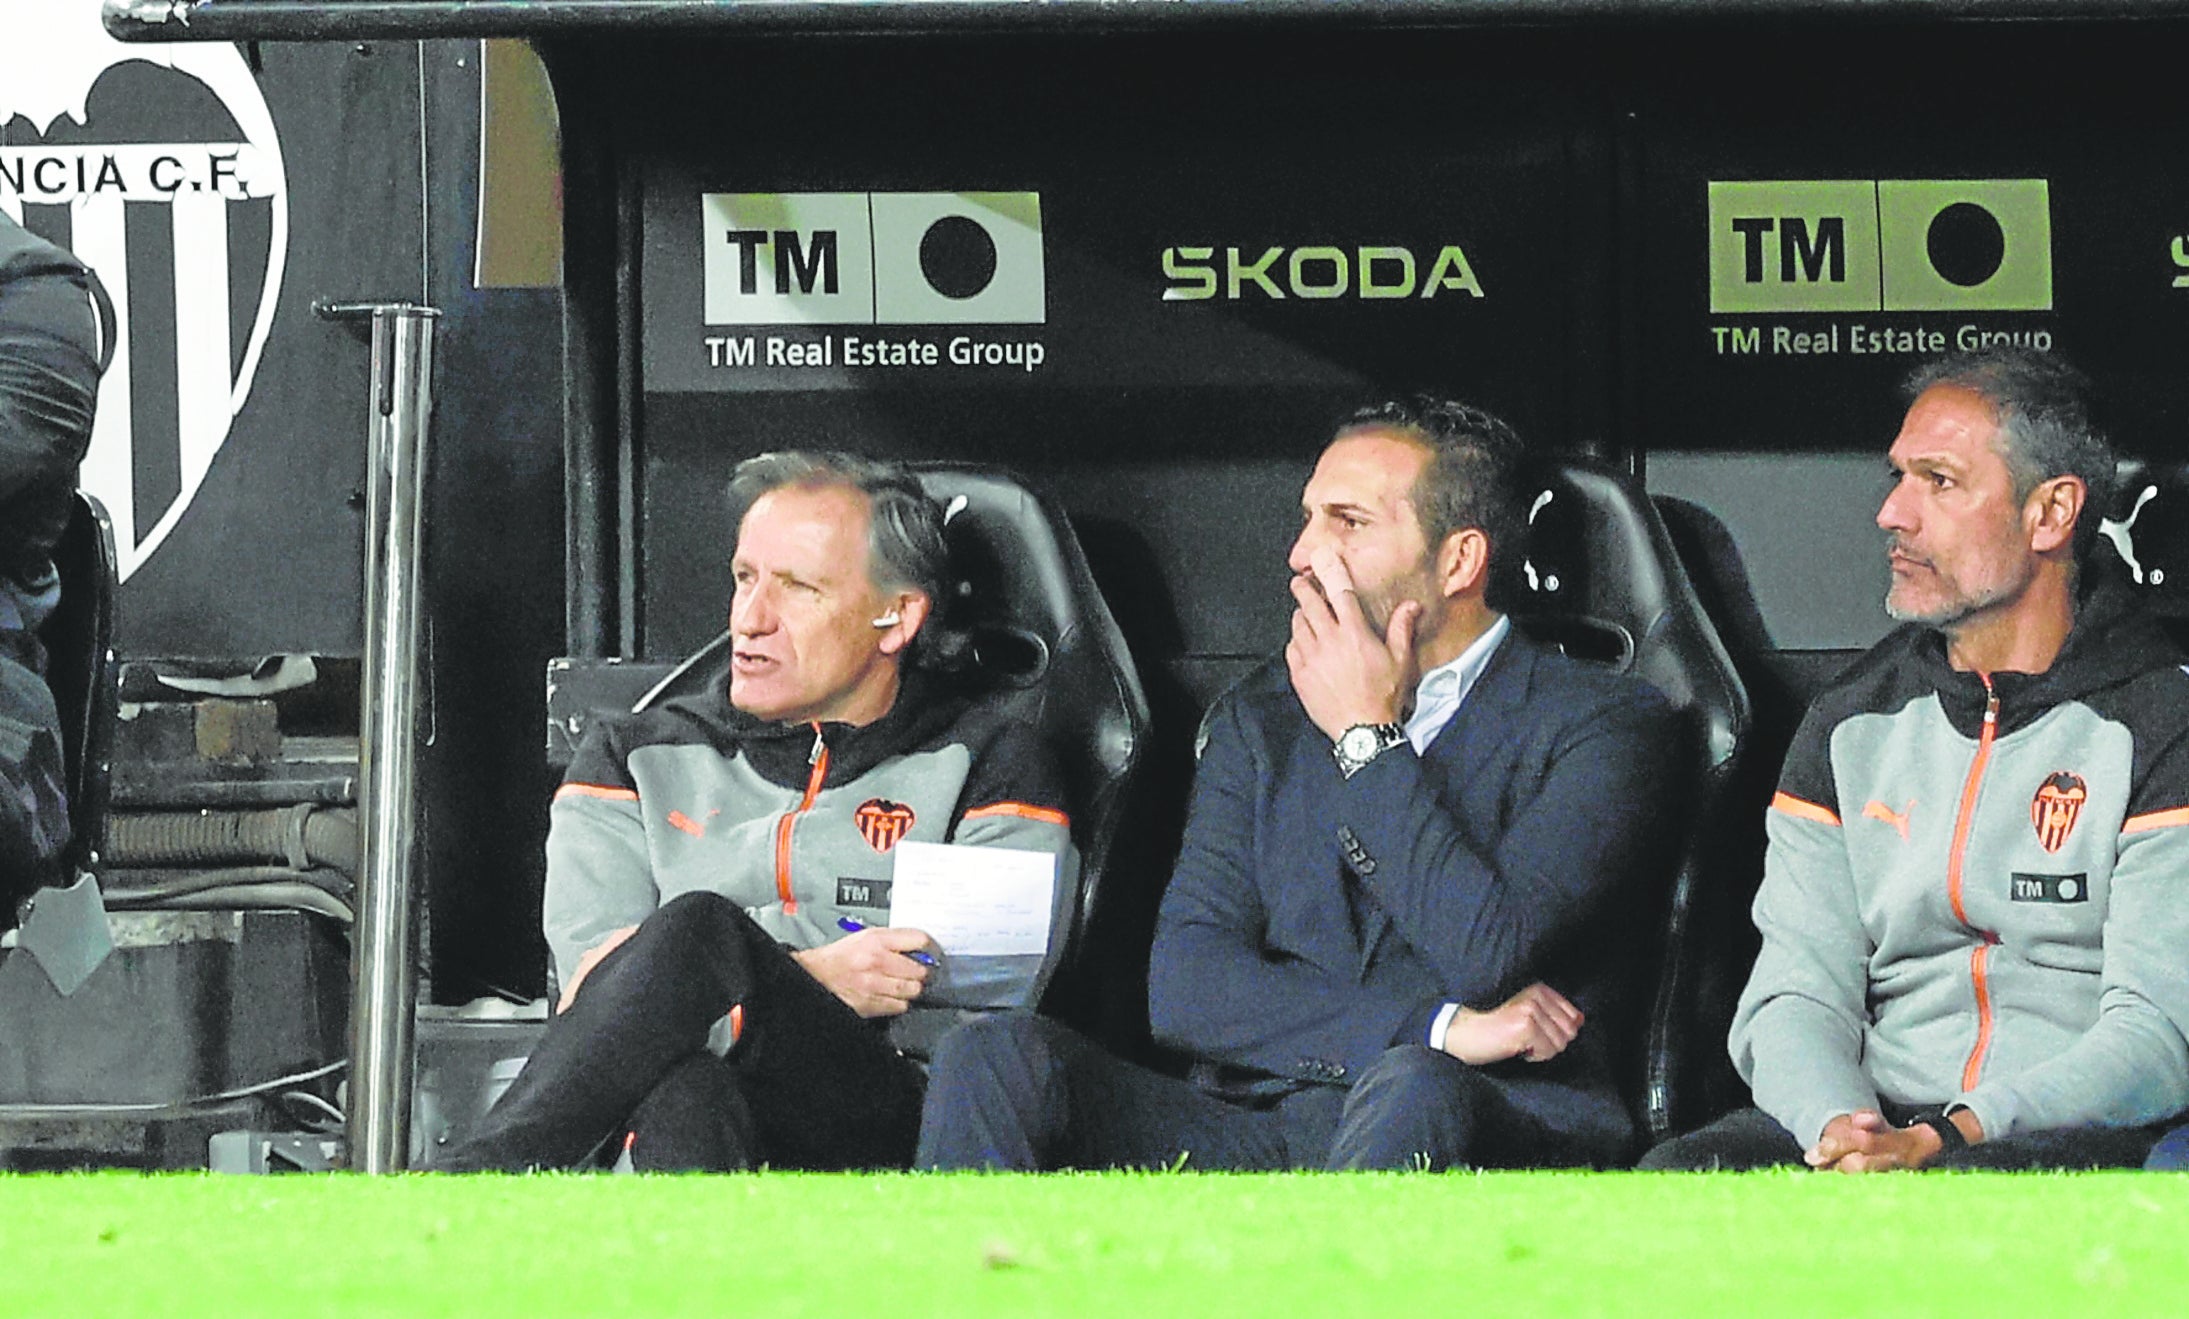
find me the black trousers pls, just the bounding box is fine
[1638,1104,2173,1172]
[915,1012,1626,1172]
[440,891,926,1172]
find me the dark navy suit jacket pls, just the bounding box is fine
[1147,628,1681,1154]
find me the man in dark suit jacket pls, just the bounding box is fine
[916,396,1680,1171]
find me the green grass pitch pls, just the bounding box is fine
[11,1170,2188,1316]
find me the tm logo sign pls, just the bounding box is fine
[1708,179,2051,315]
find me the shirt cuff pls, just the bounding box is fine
[1429,1002,1463,1053]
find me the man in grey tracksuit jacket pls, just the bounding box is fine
[442,452,1077,1173]
[541,679,1077,1020]
[1645,347,2189,1172]
[1728,576,2189,1157]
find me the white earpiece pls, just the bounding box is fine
[871,611,901,629]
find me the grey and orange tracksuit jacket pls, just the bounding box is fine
[544,678,1079,1014]
[1732,579,2189,1147]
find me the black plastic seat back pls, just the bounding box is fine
[37,491,119,876]
[634,463,1151,1014]
[1506,459,1752,1144]
[2103,458,2189,645]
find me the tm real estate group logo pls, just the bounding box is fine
[699,191,1047,375]
[1706,179,2054,360]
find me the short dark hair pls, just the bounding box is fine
[1333,395,1529,606]
[725,450,949,608]
[1902,347,2116,564]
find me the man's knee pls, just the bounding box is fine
[919,1012,1076,1170]
[1328,1046,1487,1170]
[2145,1123,2189,1172]
[1634,1130,1716,1171]
[640,891,770,963]
[570,892,770,1013]
[652,889,745,936]
[1932,1123,2169,1172]
[930,1011,1066,1083]
[1636,1108,1801,1171]
[1353,1045,1479,1110]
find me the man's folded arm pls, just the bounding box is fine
[1152,894,1438,1079]
[1148,696,1436,1078]
[1337,687,1681,1005]
[1731,795,1883,1147]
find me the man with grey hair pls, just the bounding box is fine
[1642,347,2189,1172]
[443,451,1078,1172]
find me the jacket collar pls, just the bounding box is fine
[1464,623,1549,716]
[1913,568,2183,738]
[684,669,970,788]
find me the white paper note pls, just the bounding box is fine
[888,840,1056,957]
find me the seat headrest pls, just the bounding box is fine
[1506,461,1675,672]
[1505,459,1749,770]
[2101,459,2187,615]
[914,465,1090,690]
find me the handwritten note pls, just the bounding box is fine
[888,841,1056,957]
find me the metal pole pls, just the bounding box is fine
[347,303,440,1173]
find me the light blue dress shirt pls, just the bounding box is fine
[1385,614,1513,1051]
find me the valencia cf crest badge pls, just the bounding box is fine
[2031,771,2087,855]
[0,0,289,582]
[855,798,915,853]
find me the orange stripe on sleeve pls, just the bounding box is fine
[962,801,1072,828]
[554,782,639,804]
[2124,806,2189,834]
[1770,792,1841,827]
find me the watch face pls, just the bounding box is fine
[1339,727,1378,761]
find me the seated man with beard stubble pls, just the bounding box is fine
[917,397,1681,1172]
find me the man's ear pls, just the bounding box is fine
[1435,528,1491,600]
[875,591,931,656]
[2026,475,2086,557]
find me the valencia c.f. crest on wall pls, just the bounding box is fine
[0,0,287,583]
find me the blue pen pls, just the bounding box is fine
[837,916,940,967]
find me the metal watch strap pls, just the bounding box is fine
[1334,722,1406,779]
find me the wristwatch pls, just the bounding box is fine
[1333,722,1407,779]
[1913,1111,1968,1153]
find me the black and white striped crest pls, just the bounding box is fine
[1,10,288,583]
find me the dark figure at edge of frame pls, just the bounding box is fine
[0,211,101,929]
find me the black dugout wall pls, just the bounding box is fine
[531,18,2189,683]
